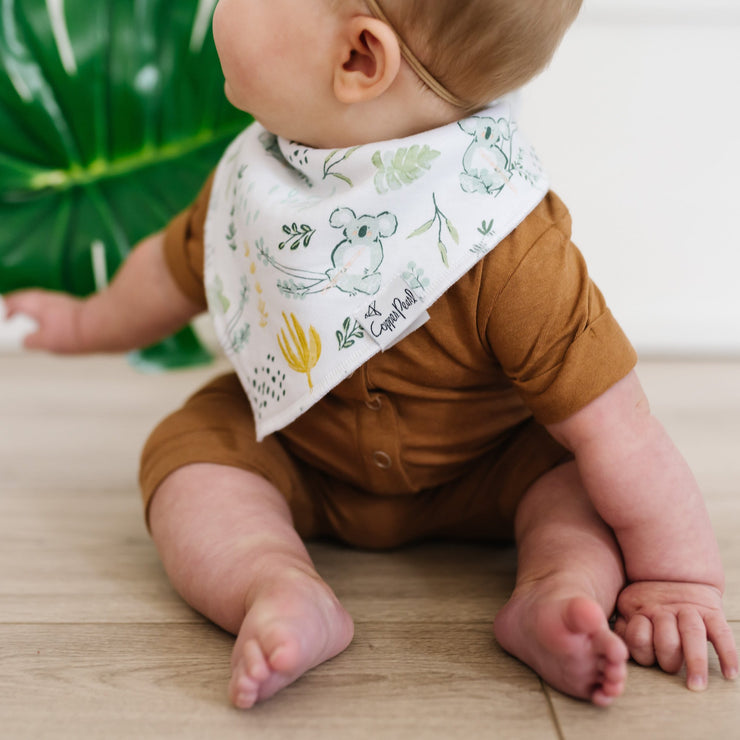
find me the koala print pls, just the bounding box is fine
[458,116,514,196]
[326,208,398,296]
[259,208,398,298]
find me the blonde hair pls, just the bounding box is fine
[376,0,583,110]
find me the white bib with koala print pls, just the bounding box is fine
[204,100,548,440]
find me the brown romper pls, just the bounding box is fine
[139,178,637,548]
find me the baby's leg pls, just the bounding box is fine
[148,463,354,709]
[493,461,628,705]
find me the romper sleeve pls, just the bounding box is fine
[484,192,638,424]
[161,172,215,310]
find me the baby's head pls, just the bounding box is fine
[212,0,582,148]
[371,0,583,111]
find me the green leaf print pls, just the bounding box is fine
[323,147,360,187]
[407,194,456,268]
[402,262,431,294]
[478,219,495,236]
[226,222,237,251]
[437,241,449,268]
[336,316,365,350]
[278,223,315,250]
[406,218,435,239]
[372,145,441,194]
[207,275,230,314]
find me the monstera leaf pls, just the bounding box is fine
[0,0,253,367]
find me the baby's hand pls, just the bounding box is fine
[2,289,87,353]
[614,581,738,690]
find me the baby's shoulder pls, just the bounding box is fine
[471,191,573,288]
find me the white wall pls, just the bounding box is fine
[519,0,740,355]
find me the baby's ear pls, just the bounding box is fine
[333,17,401,104]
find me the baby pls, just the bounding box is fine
[5,0,737,709]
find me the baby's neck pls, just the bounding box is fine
[279,69,464,150]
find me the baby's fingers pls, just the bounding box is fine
[2,290,85,352]
[653,613,683,674]
[678,610,708,691]
[706,614,739,681]
[3,289,41,317]
[1,292,42,348]
[623,614,656,666]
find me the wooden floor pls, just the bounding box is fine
[1,353,739,739]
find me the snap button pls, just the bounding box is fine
[365,396,382,411]
[372,451,392,469]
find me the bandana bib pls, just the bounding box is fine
[204,100,548,440]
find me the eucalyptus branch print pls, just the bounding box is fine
[407,193,459,268]
[225,276,251,352]
[372,145,441,194]
[401,262,431,295]
[336,316,365,351]
[256,238,270,265]
[207,274,230,314]
[258,236,326,298]
[278,223,316,250]
[511,145,544,186]
[277,278,312,299]
[323,147,361,187]
[229,323,251,353]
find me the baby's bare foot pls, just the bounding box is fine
[494,582,628,706]
[228,567,354,709]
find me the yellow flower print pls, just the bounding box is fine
[277,312,321,390]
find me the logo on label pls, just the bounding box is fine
[355,277,430,351]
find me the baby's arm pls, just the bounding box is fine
[546,370,738,688]
[3,231,203,354]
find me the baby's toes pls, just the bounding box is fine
[231,676,259,709]
[245,638,272,682]
[591,686,617,707]
[590,630,628,704]
[593,625,628,668]
[267,636,302,674]
[601,657,627,684]
[229,639,270,708]
[599,659,627,700]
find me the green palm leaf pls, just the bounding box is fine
[372,144,440,194]
[0,0,253,367]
